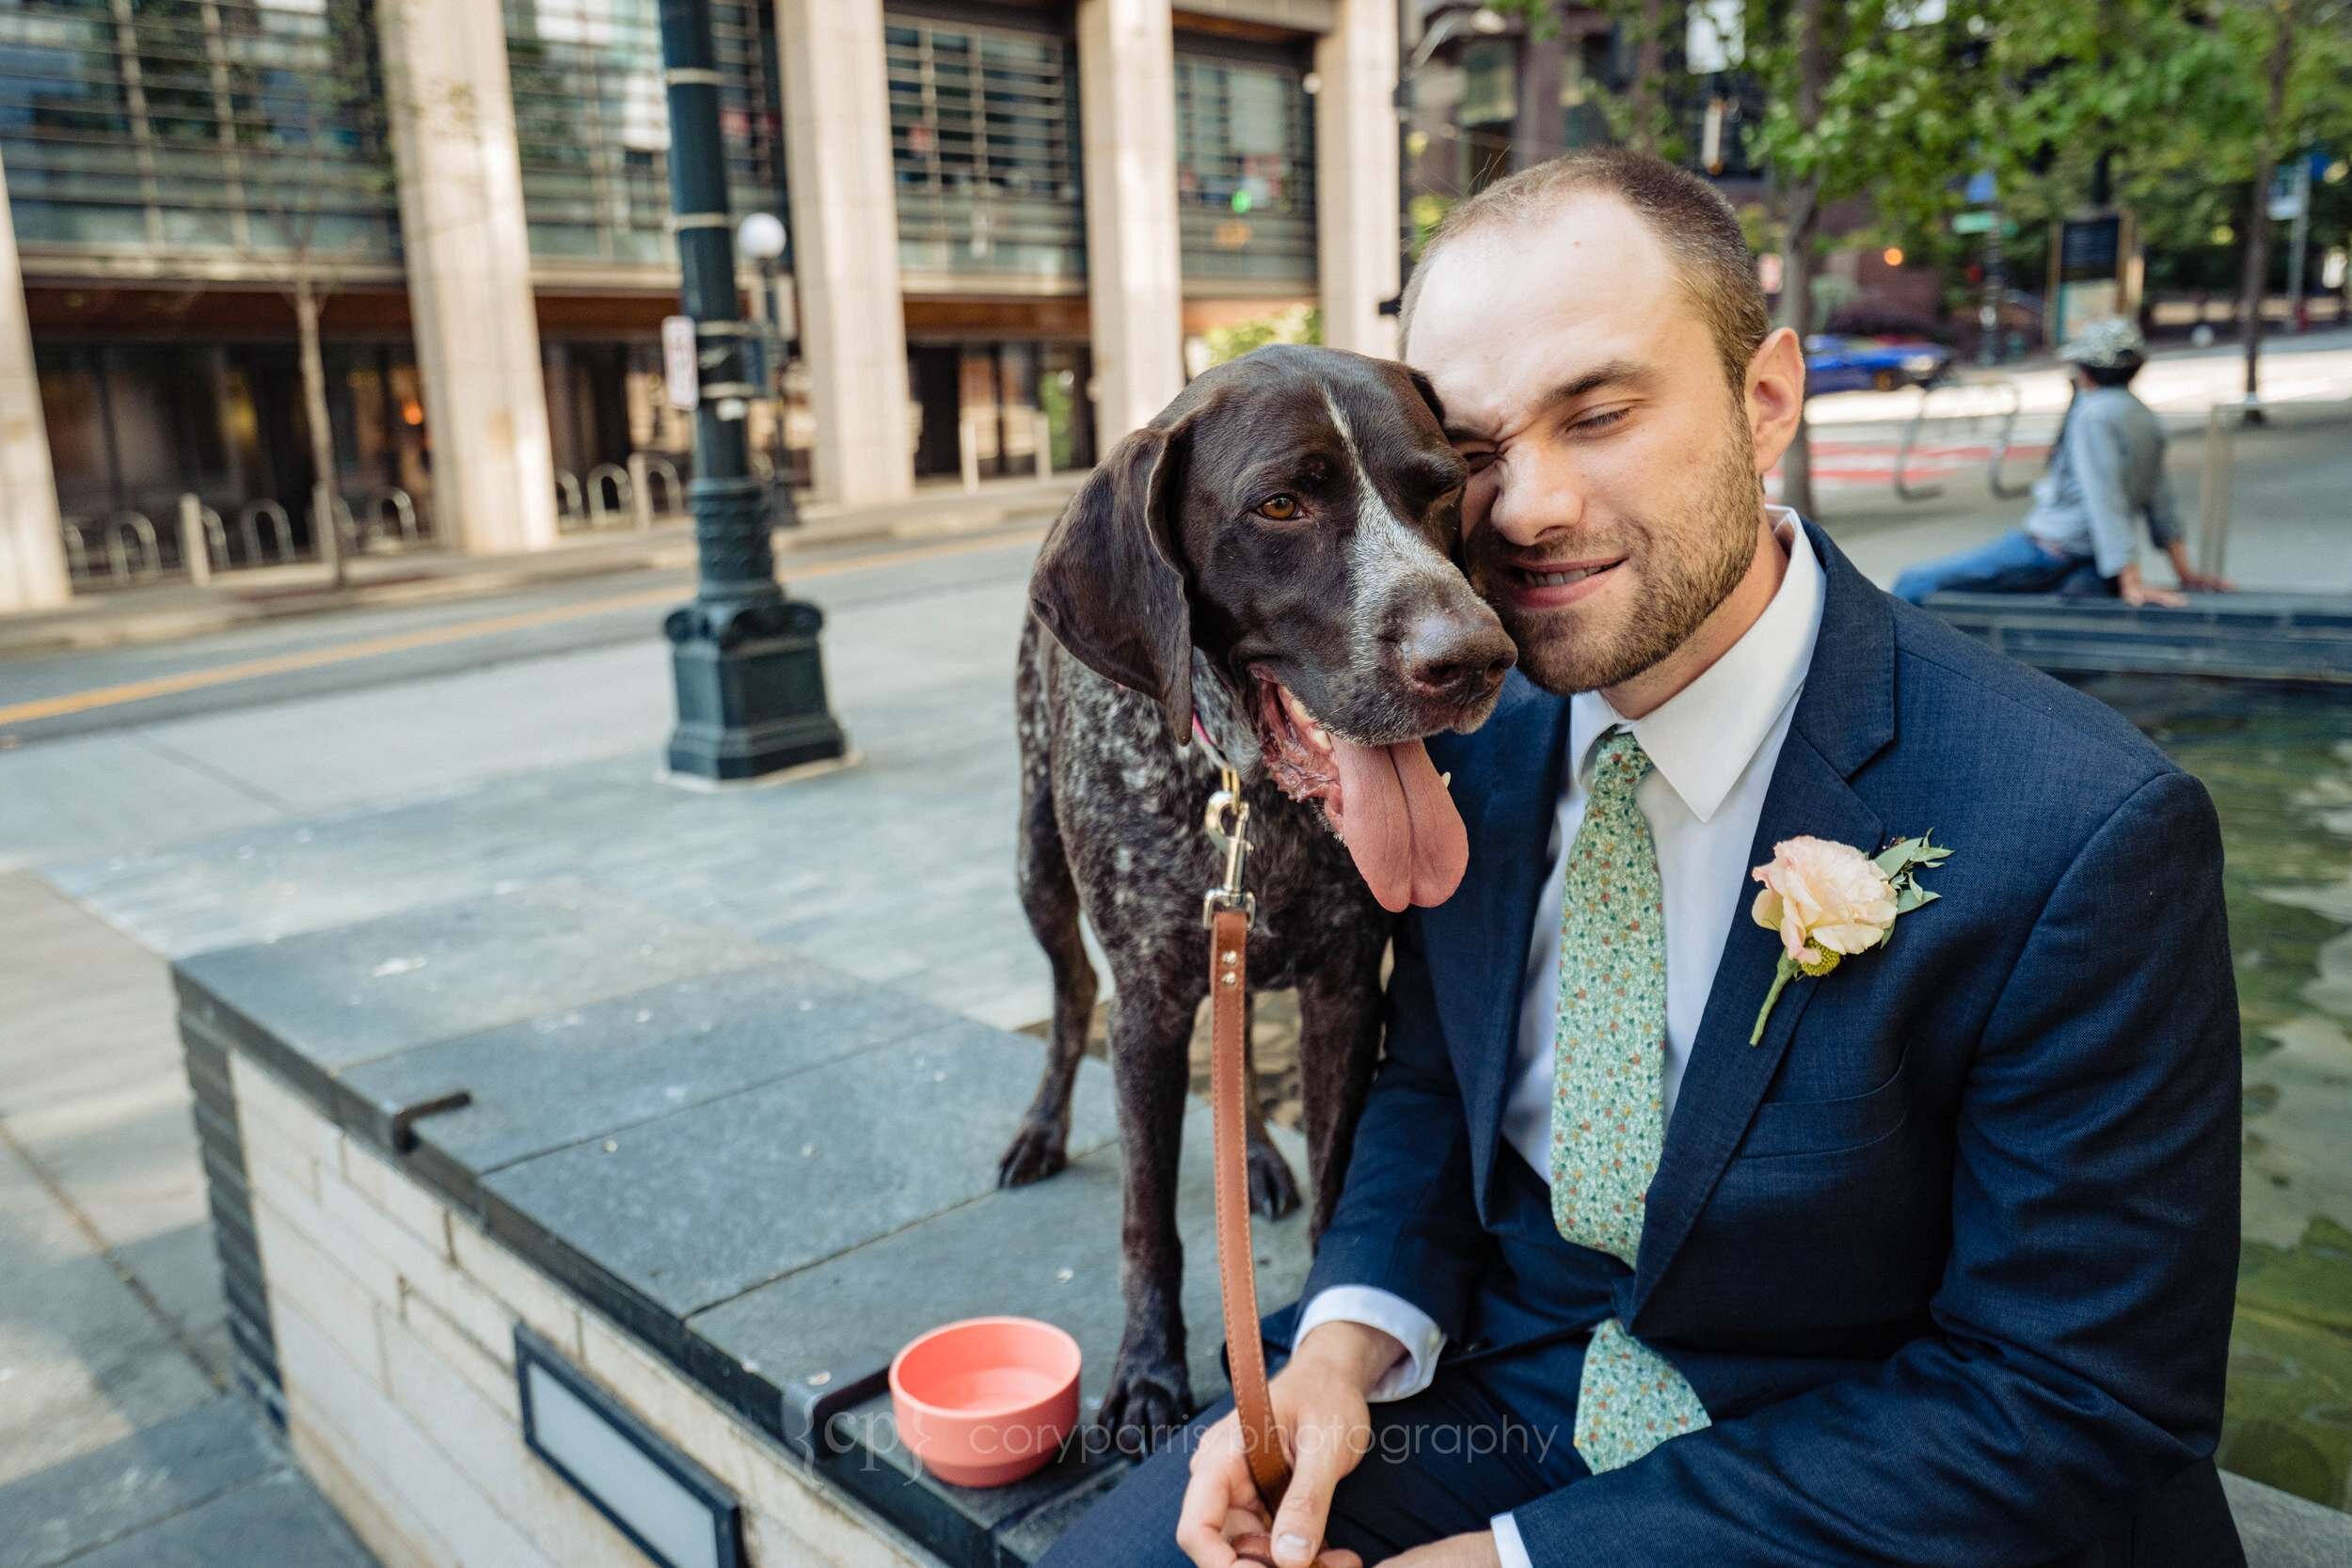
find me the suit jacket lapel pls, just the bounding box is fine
[1633,521,1898,1315]
[1429,671,1572,1216]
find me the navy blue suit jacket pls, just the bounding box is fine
[1288,523,2245,1566]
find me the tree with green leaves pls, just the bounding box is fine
[2218,0,2351,410]
[1486,0,1986,515]
[1740,0,1987,515]
[1971,0,2350,411]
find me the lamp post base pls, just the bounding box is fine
[662,597,850,782]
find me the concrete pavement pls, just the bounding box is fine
[0,871,376,1568]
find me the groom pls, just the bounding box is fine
[1041,149,2243,1568]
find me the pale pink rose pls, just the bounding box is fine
[1750,836,1899,972]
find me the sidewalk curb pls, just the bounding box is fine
[0,481,1081,662]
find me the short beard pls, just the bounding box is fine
[1488,411,1761,697]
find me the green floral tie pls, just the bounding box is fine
[1549,728,1710,1473]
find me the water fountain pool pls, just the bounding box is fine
[2078,674,2352,1513]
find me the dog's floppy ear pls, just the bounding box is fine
[1404,366,1447,431]
[1028,420,1195,748]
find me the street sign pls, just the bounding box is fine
[1964,169,1997,206]
[2057,214,2122,282]
[661,314,698,410]
[1953,209,1996,235]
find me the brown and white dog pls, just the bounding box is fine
[1004,344,1516,1453]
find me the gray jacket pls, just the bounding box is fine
[2024,387,2181,577]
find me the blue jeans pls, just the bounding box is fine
[1892,529,2109,605]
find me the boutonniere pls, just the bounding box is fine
[1748,833,1952,1044]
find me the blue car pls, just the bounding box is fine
[1804,335,1953,395]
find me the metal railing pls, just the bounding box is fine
[559,455,691,532]
[59,485,429,590]
[554,469,587,527]
[629,453,684,531]
[237,500,298,565]
[1980,378,2036,501]
[585,464,632,530]
[1886,374,2036,504]
[351,487,422,552]
[103,512,162,583]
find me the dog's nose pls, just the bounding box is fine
[1401,613,1517,708]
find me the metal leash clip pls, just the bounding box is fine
[1201,764,1257,928]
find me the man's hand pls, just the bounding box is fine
[2163,541,2233,594]
[1176,1322,1401,1568]
[1373,1532,1505,1567]
[2117,564,2187,609]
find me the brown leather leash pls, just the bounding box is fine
[1200,772,1341,1567]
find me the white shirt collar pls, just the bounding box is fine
[1567,505,1825,824]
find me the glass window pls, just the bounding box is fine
[1457,38,1516,126]
[0,0,399,261]
[1174,49,1316,287]
[885,13,1084,285]
[502,0,786,267]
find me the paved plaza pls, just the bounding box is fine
[3,385,2348,1562]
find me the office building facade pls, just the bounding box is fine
[1,0,1398,610]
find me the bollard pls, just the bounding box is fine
[959,413,982,495]
[2197,405,2235,581]
[628,452,655,532]
[180,494,213,586]
[1034,408,1052,480]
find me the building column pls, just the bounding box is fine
[1317,0,1402,359]
[0,150,69,612]
[1077,0,1184,441]
[776,0,914,508]
[1514,23,1566,172]
[377,0,558,555]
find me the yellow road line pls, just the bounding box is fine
[0,527,1043,729]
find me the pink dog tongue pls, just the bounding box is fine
[1328,736,1469,913]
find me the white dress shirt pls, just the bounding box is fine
[1286,508,1825,1568]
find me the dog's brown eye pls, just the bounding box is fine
[1255,495,1301,521]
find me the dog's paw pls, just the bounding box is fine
[1097,1352,1194,1458]
[1246,1138,1300,1220]
[995,1117,1068,1187]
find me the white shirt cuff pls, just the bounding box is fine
[1289,1286,1447,1402]
[1490,1511,1534,1568]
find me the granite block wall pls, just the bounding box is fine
[224,1053,941,1568]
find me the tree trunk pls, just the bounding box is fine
[1627,0,1665,154]
[1778,180,1821,517]
[2237,0,2296,413]
[1776,0,1834,519]
[294,280,345,589]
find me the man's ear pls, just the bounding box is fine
[1744,326,1806,477]
[1027,421,1194,748]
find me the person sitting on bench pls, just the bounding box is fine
[1893,318,2232,609]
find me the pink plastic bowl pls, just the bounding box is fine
[889,1316,1082,1488]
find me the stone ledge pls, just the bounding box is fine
[1919,590,2352,684]
[178,883,1311,1567]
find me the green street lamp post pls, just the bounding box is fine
[656,0,847,782]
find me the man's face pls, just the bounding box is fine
[1406,194,1772,696]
